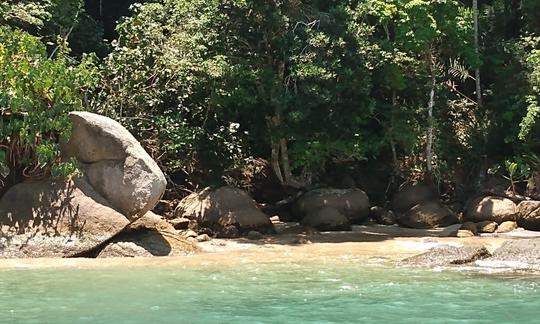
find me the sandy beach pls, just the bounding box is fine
[1,224,532,270]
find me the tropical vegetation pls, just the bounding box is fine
[1,0,539,201]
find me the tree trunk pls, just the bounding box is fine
[473,0,488,189]
[426,49,436,178]
[269,114,285,184]
[279,138,293,183]
[390,90,399,175]
[270,140,284,184]
[473,0,482,108]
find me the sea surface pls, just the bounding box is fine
[0,258,539,324]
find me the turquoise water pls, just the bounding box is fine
[0,261,539,323]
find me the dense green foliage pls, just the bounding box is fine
[0,21,96,190]
[93,0,375,183]
[1,0,540,197]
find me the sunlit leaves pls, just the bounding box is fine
[519,48,540,139]
[0,26,96,180]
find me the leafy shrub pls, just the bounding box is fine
[94,0,376,186]
[0,26,97,191]
[519,44,540,140]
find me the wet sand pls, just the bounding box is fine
[0,225,522,270]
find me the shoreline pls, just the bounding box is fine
[0,225,526,272]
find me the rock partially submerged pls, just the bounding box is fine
[401,245,491,267]
[478,239,540,270]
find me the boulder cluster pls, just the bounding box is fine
[0,112,188,257]
[457,195,540,236]
[2,113,540,258]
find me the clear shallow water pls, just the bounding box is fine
[0,260,539,324]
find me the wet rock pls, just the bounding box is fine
[401,245,491,267]
[517,200,540,231]
[247,230,264,240]
[176,186,274,237]
[0,178,130,258]
[464,196,517,224]
[301,207,352,231]
[496,221,518,233]
[392,182,437,213]
[456,229,475,238]
[370,206,397,225]
[62,112,166,218]
[460,222,478,235]
[482,239,540,268]
[296,188,370,224]
[398,202,458,229]
[476,221,498,233]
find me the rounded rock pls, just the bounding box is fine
[464,196,517,224]
[301,206,351,232]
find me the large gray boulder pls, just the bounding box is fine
[464,196,518,224]
[301,207,351,232]
[175,186,274,237]
[517,200,540,231]
[398,201,458,229]
[392,182,437,213]
[295,188,370,223]
[62,112,166,218]
[0,178,130,257]
[482,239,540,269]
